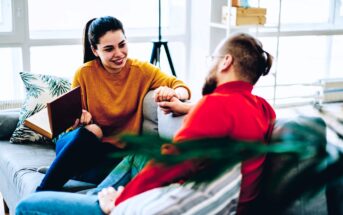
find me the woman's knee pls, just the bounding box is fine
[85,124,103,139]
[15,193,45,215]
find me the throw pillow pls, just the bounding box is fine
[10,72,71,144]
[112,163,241,215]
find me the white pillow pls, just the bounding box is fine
[10,72,71,144]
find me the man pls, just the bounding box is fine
[101,33,276,215]
[16,33,275,215]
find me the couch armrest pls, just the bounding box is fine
[0,109,20,140]
[157,109,185,139]
[142,91,186,138]
[142,91,158,135]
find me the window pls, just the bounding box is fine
[0,0,12,32]
[234,0,343,106]
[30,45,83,79]
[281,0,330,25]
[330,35,343,77]
[0,48,23,100]
[0,0,189,103]
[28,0,186,39]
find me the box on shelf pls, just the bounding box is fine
[221,5,267,26]
[231,7,267,26]
[236,16,266,25]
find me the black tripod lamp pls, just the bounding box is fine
[150,0,177,77]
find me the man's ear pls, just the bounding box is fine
[91,46,98,57]
[218,54,233,73]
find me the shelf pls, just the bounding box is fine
[228,25,343,37]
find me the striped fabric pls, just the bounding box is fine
[111,163,241,215]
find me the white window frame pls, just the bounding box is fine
[0,0,191,100]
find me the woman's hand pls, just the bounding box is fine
[71,109,93,130]
[153,86,177,102]
[98,186,124,214]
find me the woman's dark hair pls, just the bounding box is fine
[83,16,125,63]
[220,33,273,85]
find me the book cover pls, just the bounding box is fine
[24,87,82,139]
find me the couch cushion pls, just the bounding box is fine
[10,72,71,144]
[0,140,95,213]
[0,109,19,140]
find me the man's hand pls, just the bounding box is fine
[71,109,92,130]
[153,86,177,102]
[158,97,193,115]
[98,186,124,214]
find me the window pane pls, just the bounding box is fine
[330,35,343,78]
[128,42,153,62]
[30,45,83,80]
[28,0,186,39]
[0,0,12,32]
[277,36,327,85]
[0,48,24,100]
[281,0,330,24]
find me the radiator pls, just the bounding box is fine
[0,100,23,110]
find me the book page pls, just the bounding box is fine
[24,108,52,138]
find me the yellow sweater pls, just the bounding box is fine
[72,58,189,147]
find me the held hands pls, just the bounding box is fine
[154,86,192,115]
[158,97,193,115]
[71,109,92,129]
[153,86,178,102]
[98,186,124,214]
[153,86,190,102]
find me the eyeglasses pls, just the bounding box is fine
[206,55,225,66]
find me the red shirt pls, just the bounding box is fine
[115,81,276,214]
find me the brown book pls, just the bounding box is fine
[24,87,82,139]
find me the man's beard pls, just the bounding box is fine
[202,76,217,95]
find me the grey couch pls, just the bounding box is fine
[0,91,167,214]
[0,91,330,215]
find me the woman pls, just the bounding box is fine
[36,16,190,191]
